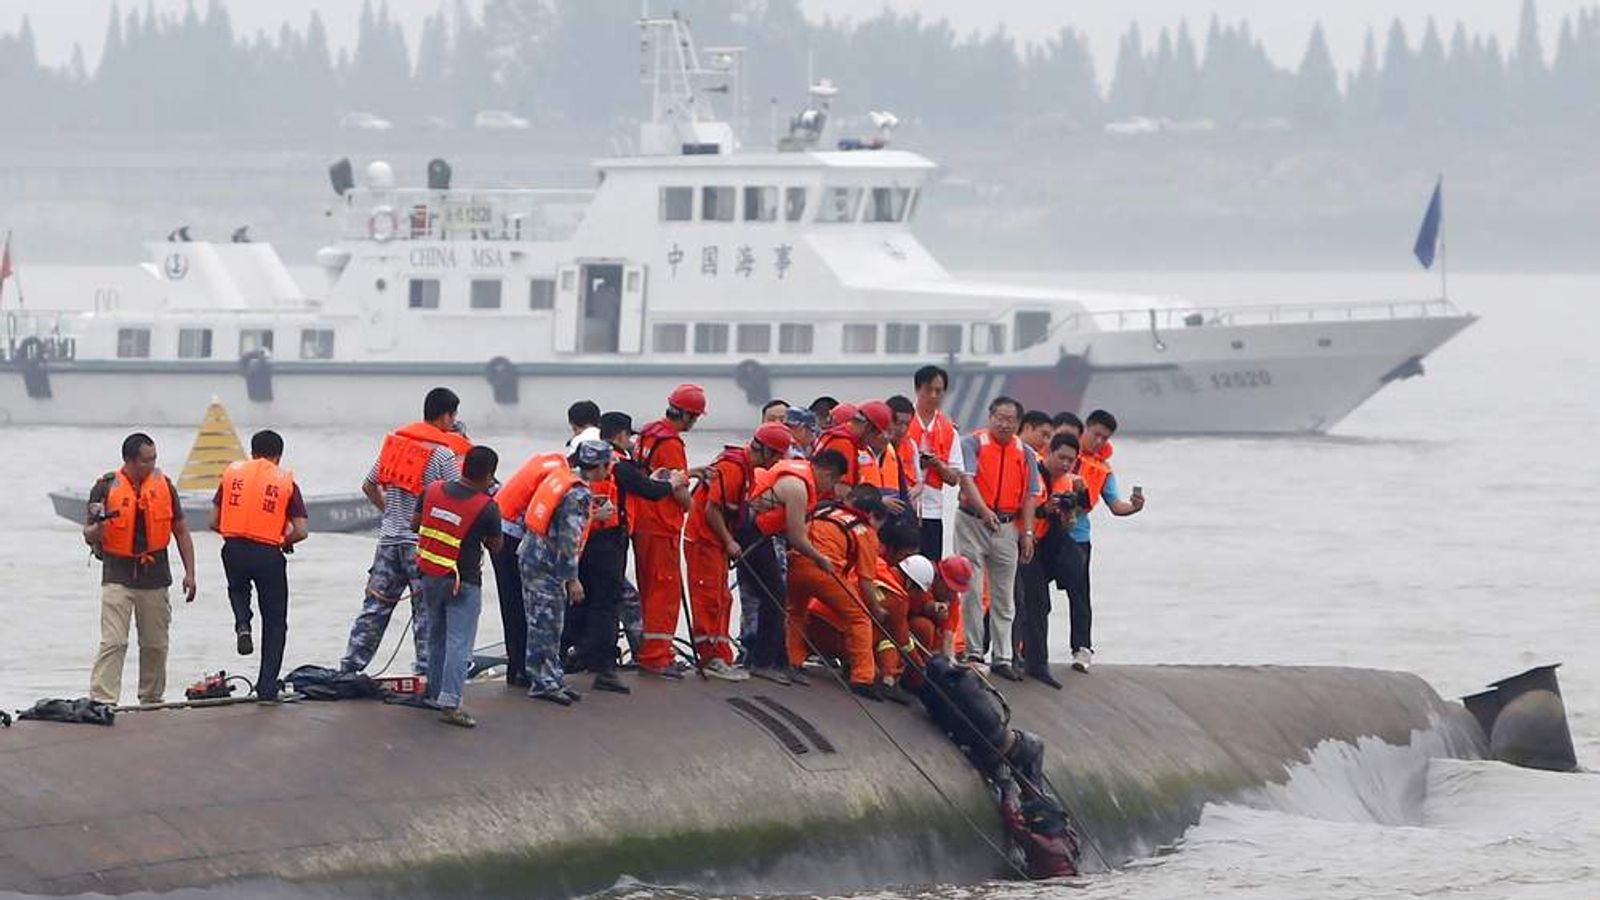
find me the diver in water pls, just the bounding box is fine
[913,653,1081,878]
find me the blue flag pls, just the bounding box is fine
[1413,178,1443,269]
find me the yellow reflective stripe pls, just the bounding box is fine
[418,526,462,548]
[876,639,897,653]
[416,547,459,572]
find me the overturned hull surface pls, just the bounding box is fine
[0,664,1484,897]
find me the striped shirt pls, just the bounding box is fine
[365,446,460,545]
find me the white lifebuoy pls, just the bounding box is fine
[368,206,400,243]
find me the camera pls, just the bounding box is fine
[1052,488,1090,513]
[89,509,121,524]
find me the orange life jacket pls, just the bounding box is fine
[101,468,174,560]
[874,439,915,501]
[416,481,494,583]
[749,459,816,537]
[1075,453,1111,511]
[589,468,621,534]
[971,429,1031,516]
[814,426,863,485]
[634,419,687,533]
[809,502,870,575]
[1033,470,1076,539]
[495,452,566,527]
[375,421,471,494]
[526,465,594,550]
[218,458,295,546]
[907,410,956,489]
[686,445,754,544]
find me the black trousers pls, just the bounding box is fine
[1055,541,1093,651]
[735,522,788,669]
[919,518,944,561]
[221,538,288,700]
[577,528,628,676]
[1014,556,1053,674]
[489,536,527,682]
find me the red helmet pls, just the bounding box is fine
[752,423,794,456]
[936,556,974,593]
[830,403,858,427]
[668,383,707,416]
[858,400,893,433]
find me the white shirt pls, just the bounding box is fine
[914,410,964,520]
[565,426,601,452]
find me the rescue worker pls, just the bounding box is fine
[903,555,974,679]
[578,411,687,693]
[1063,409,1145,673]
[815,400,892,488]
[786,484,890,699]
[760,399,790,424]
[521,440,614,705]
[633,384,704,679]
[340,387,468,676]
[415,445,503,727]
[738,449,850,685]
[1017,432,1086,689]
[783,407,819,459]
[907,365,965,561]
[210,430,309,702]
[875,395,918,519]
[490,449,567,687]
[1012,410,1056,684]
[865,521,922,703]
[83,433,198,706]
[954,396,1039,682]
[807,395,840,424]
[684,422,792,680]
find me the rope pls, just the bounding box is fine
[370,590,416,678]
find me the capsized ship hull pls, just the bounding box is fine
[0,664,1484,897]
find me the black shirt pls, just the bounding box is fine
[86,472,185,589]
[605,457,674,534]
[435,481,502,586]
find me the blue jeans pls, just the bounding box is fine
[421,575,481,709]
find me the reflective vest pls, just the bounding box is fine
[686,445,754,544]
[526,466,593,549]
[634,420,687,533]
[495,452,566,527]
[971,429,1031,516]
[749,460,816,537]
[907,410,956,489]
[416,482,494,583]
[101,469,174,561]
[814,426,863,485]
[1075,453,1111,512]
[375,421,471,494]
[218,458,295,546]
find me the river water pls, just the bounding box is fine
[2,270,1597,898]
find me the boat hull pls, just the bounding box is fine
[47,489,379,533]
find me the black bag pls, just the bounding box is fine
[282,665,389,701]
[17,698,116,726]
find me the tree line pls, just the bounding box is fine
[0,0,1595,135]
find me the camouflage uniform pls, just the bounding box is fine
[519,483,593,695]
[340,543,430,675]
[619,578,643,660]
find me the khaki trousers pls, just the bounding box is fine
[89,584,172,705]
[955,510,1019,665]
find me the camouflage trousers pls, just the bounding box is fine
[519,536,570,695]
[340,542,430,676]
[619,578,642,660]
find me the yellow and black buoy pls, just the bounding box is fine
[175,399,247,492]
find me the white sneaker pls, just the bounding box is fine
[1071,648,1093,673]
[704,659,750,682]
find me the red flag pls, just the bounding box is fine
[0,234,11,292]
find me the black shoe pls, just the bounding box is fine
[507,673,532,689]
[787,667,812,687]
[561,687,583,704]
[850,683,885,702]
[880,683,915,705]
[1029,670,1064,690]
[236,631,253,656]
[592,673,632,694]
[529,689,573,706]
[991,663,1024,682]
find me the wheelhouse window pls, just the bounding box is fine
[744,187,779,222]
[117,328,151,359]
[784,187,808,222]
[817,186,863,223]
[971,323,1006,355]
[736,323,771,354]
[928,324,963,355]
[529,278,555,310]
[885,323,921,354]
[1015,311,1051,350]
[694,323,729,354]
[865,187,913,223]
[701,186,736,222]
[660,187,694,221]
[177,328,212,359]
[300,329,335,360]
[779,323,814,354]
[470,279,503,310]
[842,323,878,354]
[653,323,687,353]
[408,278,440,309]
[240,329,274,356]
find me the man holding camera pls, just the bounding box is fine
[1061,409,1146,673]
[1016,432,1087,688]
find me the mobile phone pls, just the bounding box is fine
[1132,485,1144,499]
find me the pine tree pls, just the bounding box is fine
[1107,23,1148,118]
[1292,22,1339,132]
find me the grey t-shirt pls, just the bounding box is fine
[366,445,460,546]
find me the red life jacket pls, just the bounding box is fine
[686,444,754,544]
[1074,453,1111,511]
[907,410,956,489]
[416,481,494,584]
[375,421,471,494]
[814,426,863,485]
[634,419,687,534]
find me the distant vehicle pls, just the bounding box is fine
[339,112,393,132]
[1103,116,1161,136]
[418,116,454,132]
[474,110,531,130]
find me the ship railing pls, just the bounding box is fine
[341,188,592,243]
[1053,297,1462,334]
[1,311,78,363]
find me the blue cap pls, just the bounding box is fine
[784,408,819,431]
[574,440,614,468]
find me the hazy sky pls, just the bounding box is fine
[3,1,1590,79]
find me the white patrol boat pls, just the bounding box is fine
[0,17,1473,434]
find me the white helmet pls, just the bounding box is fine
[898,554,935,592]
